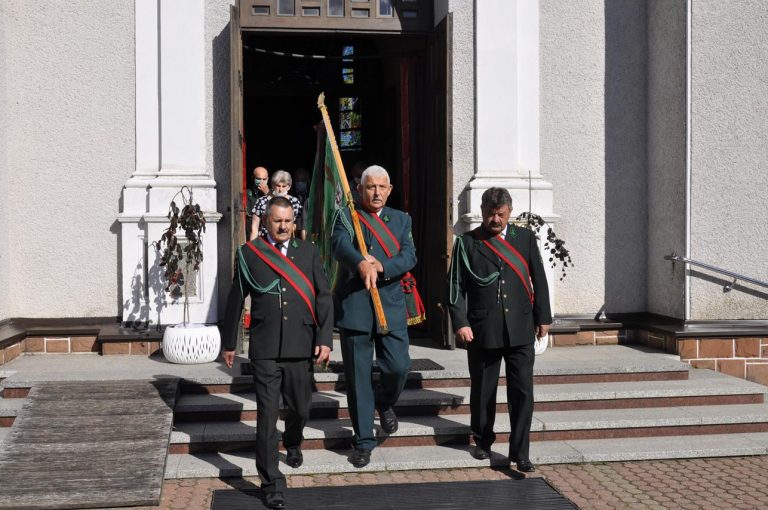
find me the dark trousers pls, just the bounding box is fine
[340,327,411,450]
[251,358,313,493]
[467,342,535,461]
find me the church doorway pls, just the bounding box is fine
[230,9,453,347]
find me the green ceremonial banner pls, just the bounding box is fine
[306,128,344,286]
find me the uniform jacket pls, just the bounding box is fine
[221,238,333,359]
[448,224,552,349]
[331,206,417,333]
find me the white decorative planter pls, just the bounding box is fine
[162,323,221,364]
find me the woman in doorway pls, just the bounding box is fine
[250,170,303,240]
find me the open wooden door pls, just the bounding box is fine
[230,4,245,268]
[425,13,454,348]
[229,4,245,350]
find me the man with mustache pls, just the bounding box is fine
[332,165,417,468]
[221,196,332,509]
[447,187,551,473]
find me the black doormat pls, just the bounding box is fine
[210,478,576,510]
[241,358,444,375]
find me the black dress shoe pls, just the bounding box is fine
[470,446,491,460]
[378,407,398,434]
[264,491,286,509]
[515,460,536,472]
[349,447,371,468]
[285,447,303,468]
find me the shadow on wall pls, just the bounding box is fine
[689,270,768,301]
[213,23,232,323]
[121,229,167,329]
[111,217,123,318]
[604,0,648,314]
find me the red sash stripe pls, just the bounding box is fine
[494,235,530,275]
[357,213,395,258]
[482,239,534,304]
[244,239,318,325]
[370,212,401,250]
[261,238,316,296]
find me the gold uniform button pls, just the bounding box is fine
[283,316,288,321]
[501,280,505,284]
[503,294,508,299]
[282,287,287,292]
[504,308,509,313]
[283,301,288,306]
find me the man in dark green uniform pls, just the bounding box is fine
[447,187,551,473]
[221,196,333,509]
[332,165,417,468]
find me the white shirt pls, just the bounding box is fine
[266,234,288,256]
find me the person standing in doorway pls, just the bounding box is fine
[250,170,303,241]
[447,187,551,473]
[246,166,270,240]
[221,196,333,509]
[331,165,417,468]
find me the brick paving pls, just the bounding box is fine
[120,455,768,510]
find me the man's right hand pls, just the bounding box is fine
[221,350,235,368]
[257,181,269,195]
[357,259,379,289]
[455,326,474,343]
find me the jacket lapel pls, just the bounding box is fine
[472,227,503,267]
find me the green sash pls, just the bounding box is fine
[482,232,534,303]
[357,210,426,325]
[245,238,317,325]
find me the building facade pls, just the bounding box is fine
[1,0,766,338]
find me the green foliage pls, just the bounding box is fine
[516,212,572,281]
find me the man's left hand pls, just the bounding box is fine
[535,324,550,339]
[314,345,331,366]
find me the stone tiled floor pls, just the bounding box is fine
[122,456,768,510]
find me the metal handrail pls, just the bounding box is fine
[665,253,768,291]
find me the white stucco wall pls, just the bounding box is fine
[646,0,686,319]
[689,0,768,319]
[0,1,135,320]
[540,0,648,315]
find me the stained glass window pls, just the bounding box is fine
[339,97,358,111]
[339,98,361,151]
[342,68,354,85]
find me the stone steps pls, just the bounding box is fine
[164,432,768,478]
[172,369,765,422]
[167,365,768,470]
[169,402,768,454]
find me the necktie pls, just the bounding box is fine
[275,242,284,253]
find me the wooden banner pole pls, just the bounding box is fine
[317,93,389,334]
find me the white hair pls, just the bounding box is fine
[271,169,292,186]
[360,165,390,186]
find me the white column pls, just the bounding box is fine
[119,0,221,327]
[158,0,207,177]
[465,0,554,224]
[465,0,557,313]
